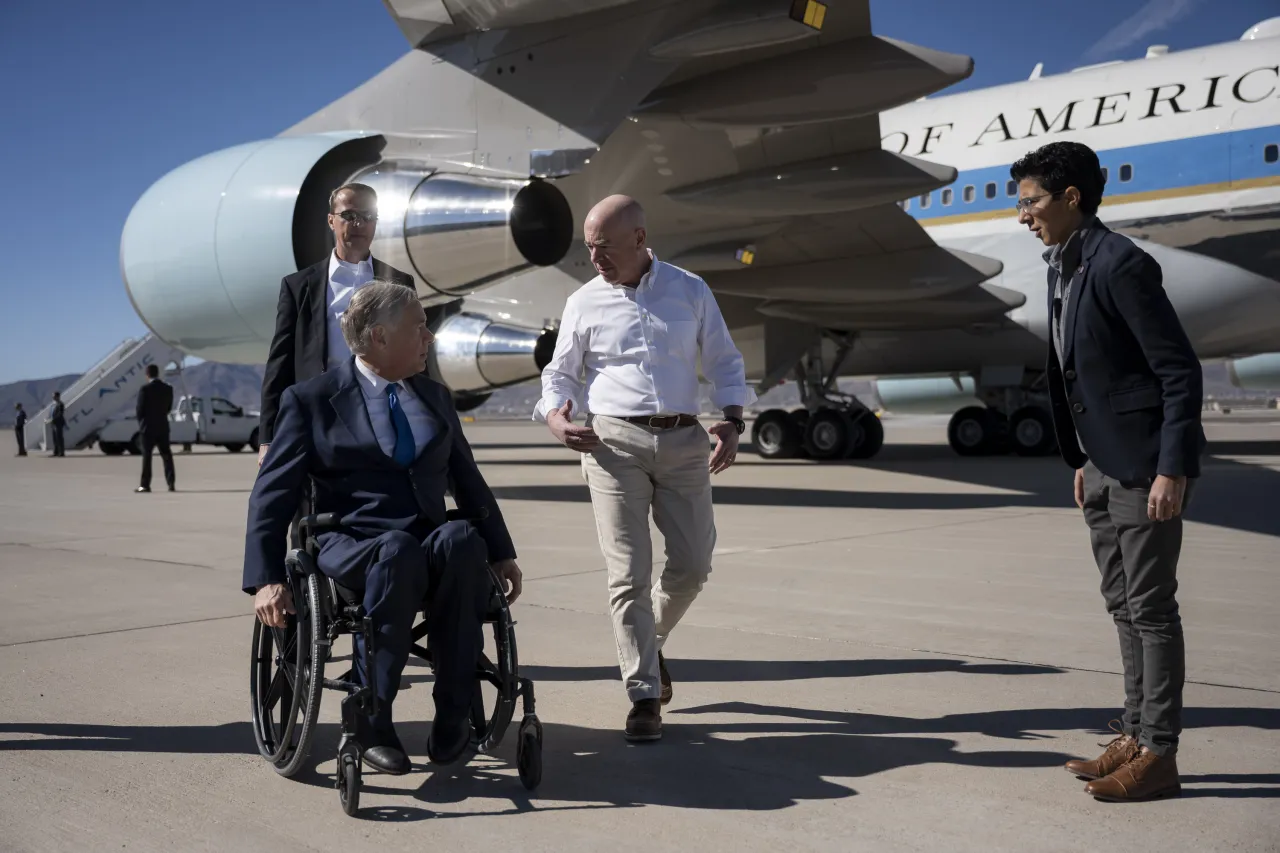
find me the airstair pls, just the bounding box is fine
[23,333,187,452]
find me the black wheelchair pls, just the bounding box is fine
[248,507,543,816]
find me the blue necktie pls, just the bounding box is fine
[386,383,416,466]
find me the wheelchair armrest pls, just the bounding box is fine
[298,512,341,534]
[445,507,489,522]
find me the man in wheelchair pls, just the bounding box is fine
[242,280,523,776]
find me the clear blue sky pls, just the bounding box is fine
[1,0,1273,383]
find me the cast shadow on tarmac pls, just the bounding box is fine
[2,703,1276,818]
[486,439,1280,539]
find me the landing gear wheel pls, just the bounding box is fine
[1010,406,1057,456]
[804,409,851,460]
[516,716,544,790]
[948,406,999,457]
[337,751,361,816]
[845,411,885,460]
[751,409,802,459]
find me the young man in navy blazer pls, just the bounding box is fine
[244,281,522,775]
[1012,141,1205,802]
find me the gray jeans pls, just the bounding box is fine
[1081,460,1196,757]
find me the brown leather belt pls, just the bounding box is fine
[615,414,700,429]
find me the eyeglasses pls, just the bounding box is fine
[334,210,378,225]
[1014,191,1063,212]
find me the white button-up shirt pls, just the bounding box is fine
[327,252,375,370]
[534,251,756,421]
[353,357,437,459]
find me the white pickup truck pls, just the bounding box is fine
[97,395,261,455]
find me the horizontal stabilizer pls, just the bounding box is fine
[756,282,1026,330]
[636,35,973,126]
[704,246,1003,304]
[665,149,956,216]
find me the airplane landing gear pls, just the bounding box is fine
[945,400,1057,458]
[751,335,885,462]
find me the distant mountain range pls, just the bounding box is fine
[1,359,1272,428]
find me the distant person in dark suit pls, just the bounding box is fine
[257,182,415,467]
[13,404,26,456]
[48,392,66,456]
[135,363,176,493]
[1013,141,1205,803]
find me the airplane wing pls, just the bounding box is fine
[378,0,1006,387]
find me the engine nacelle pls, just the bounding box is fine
[120,133,573,363]
[432,312,558,395]
[1226,352,1280,391]
[872,375,982,415]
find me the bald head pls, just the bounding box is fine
[584,195,650,285]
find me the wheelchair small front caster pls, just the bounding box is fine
[516,715,543,790]
[337,751,361,816]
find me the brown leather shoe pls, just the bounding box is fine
[658,652,672,706]
[1085,748,1181,801]
[1064,721,1139,780]
[625,698,662,742]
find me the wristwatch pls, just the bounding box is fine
[725,415,746,435]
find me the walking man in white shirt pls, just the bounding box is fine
[534,194,756,741]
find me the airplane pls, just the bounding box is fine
[118,1,1280,464]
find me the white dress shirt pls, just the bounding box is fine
[327,252,375,370]
[534,250,756,421]
[353,358,437,460]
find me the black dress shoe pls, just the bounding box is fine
[135,487,150,493]
[625,698,662,742]
[362,745,411,775]
[427,714,472,766]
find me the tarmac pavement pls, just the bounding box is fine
[1,414,1278,852]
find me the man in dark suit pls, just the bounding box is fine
[135,363,176,493]
[244,281,522,775]
[14,404,27,456]
[258,182,415,466]
[48,392,66,456]
[1012,141,1205,802]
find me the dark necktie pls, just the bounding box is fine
[386,383,415,466]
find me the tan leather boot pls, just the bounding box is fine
[1085,748,1181,801]
[1064,720,1139,780]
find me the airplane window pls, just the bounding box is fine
[942,188,953,206]
[963,185,975,203]
[897,199,907,210]
[918,193,932,209]
[985,182,997,199]
[1119,164,1133,182]
[1006,180,1017,197]
[1266,144,1279,164]
[1102,166,1109,183]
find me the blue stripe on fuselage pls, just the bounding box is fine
[905,125,1280,220]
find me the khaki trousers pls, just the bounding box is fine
[581,416,716,701]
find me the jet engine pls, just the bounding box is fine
[871,375,982,415]
[120,132,573,364]
[430,311,558,398]
[1226,352,1280,391]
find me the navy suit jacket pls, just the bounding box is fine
[1045,220,1205,482]
[242,357,515,594]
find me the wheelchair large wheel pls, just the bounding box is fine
[469,571,521,754]
[250,572,326,777]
